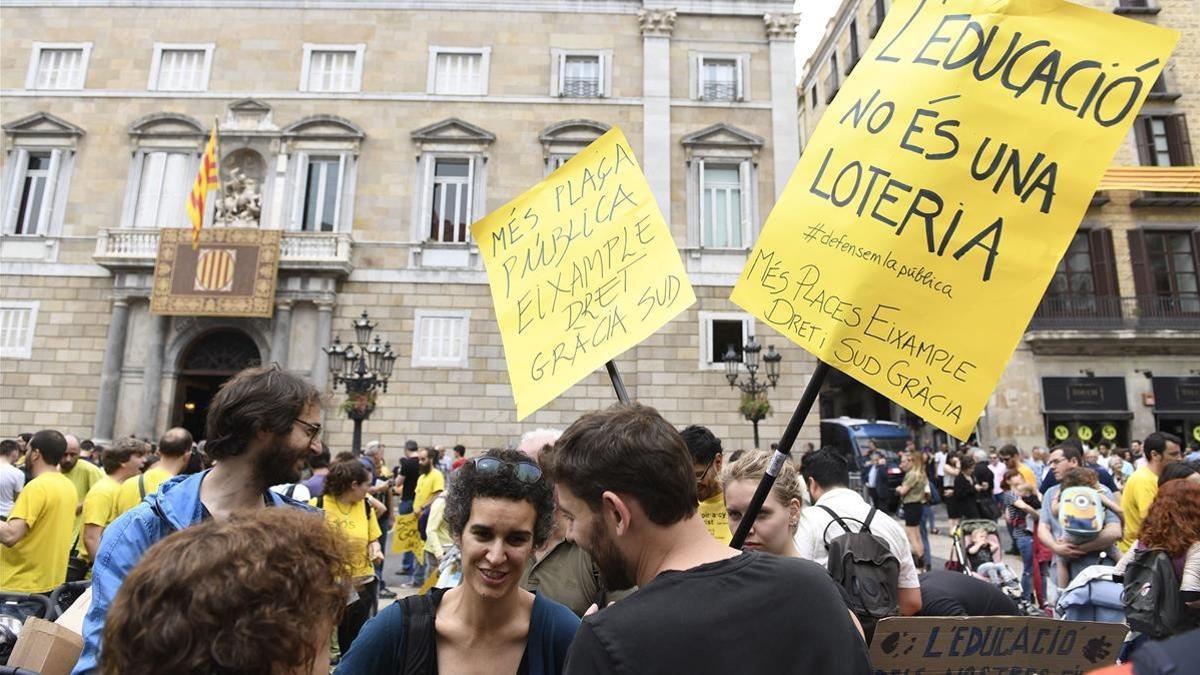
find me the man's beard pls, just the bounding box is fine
[252,435,305,489]
[586,517,636,592]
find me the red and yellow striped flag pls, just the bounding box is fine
[187,125,219,249]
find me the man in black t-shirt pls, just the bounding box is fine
[393,440,421,579]
[917,570,1020,617]
[542,405,871,674]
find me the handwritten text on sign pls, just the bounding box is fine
[474,127,695,419]
[731,0,1177,439]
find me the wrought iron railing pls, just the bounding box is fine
[702,81,737,101]
[561,77,600,98]
[1029,294,1200,331]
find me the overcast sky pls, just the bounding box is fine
[794,0,840,81]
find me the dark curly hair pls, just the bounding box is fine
[444,448,555,548]
[101,508,350,675]
[325,458,371,498]
[1138,480,1200,559]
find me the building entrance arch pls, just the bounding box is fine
[172,328,261,440]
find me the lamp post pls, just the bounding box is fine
[323,310,397,454]
[722,336,783,449]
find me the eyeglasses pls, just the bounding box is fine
[294,418,323,443]
[473,456,543,483]
[696,455,717,482]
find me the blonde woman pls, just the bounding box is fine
[897,450,929,569]
[723,450,864,640]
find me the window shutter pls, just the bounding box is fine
[463,157,476,242]
[736,55,746,101]
[553,50,564,97]
[1133,117,1155,166]
[1166,114,1192,166]
[692,54,702,99]
[600,51,612,97]
[332,154,346,232]
[738,161,751,246]
[135,152,165,229]
[3,149,29,233]
[1192,230,1200,296]
[291,152,309,230]
[1127,229,1152,298]
[1088,228,1118,298]
[697,159,707,247]
[36,149,62,235]
[162,153,191,229]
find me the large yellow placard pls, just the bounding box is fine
[732,0,1177,439]
[473,127,695,419]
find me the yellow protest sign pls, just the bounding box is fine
[391,512,422,557]
[731,0,1177,439]
[473,127,695,419]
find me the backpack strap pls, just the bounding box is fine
[317,494,324,509]
[365,498,372,521]
[863,506,878,531]
[400,593,438,671]
[138,474,146,500]
[285,483,296,499]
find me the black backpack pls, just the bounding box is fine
[818,505,901,632]
[1122,548,1189,639]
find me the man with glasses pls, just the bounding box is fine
[74,365,322,675]
[682,425,731,543]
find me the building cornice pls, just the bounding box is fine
[0,0,792,14]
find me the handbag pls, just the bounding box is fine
[976,494,1001,520]
[65,533,90,582]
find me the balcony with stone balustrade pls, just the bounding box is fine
[92,228,354,276]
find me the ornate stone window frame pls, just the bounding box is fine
[281,115,365,233]
[1,112,84,262]
[538,119,611,176]
[409,118,494,269]
[682,123,764,260]
[119,113,207,229]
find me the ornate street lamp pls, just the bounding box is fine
[323,310,397,454]
[722,336,783,449]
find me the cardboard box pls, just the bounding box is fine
[8,616,84,675]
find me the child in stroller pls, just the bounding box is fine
[949,519,1040,614]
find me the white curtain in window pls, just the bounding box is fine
[419,315,464,362]
[134,152,191,229]
[35,49,83,89]
[701,164,743,248]
[158,50,205,90]
[308,51,355,92]
[435,53,482,95]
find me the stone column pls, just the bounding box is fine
[137,312,170,439]
[765,13,802,201]
[92,298,130,443]
[639,8,676,223]
[312,301,334,391]
[270,300,293,368]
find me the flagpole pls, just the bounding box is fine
[212,115,221,224]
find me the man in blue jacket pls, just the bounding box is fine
[73,365,323,675]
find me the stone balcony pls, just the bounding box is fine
[93,228,354,276]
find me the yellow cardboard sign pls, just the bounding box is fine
[732,0,1177,439]
[473,127,695,419]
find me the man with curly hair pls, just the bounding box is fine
[74,365,323,675]
[101,508,350,675]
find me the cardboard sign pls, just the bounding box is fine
[151,227,280,318]
[868,616,1126,674]
[473,127,695,419]
[8,617,84,675]
[731,0,1178,439]
[391,512,422,556]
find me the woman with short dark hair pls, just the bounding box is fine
[337,448,578,674]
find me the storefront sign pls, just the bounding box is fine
[1042,377,1128,413]
[1152,376,1200,412]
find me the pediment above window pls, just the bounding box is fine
[681,123,763,151]
[128,113,206,140]
[538,119,610,157]
[411,118,496,148]
[2,112,85,142]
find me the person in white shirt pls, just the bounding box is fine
[0,440,26,519]
[795,447,923,616]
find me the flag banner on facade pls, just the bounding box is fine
[730,0,1178,440]
[188,124,219,249]
[868,616,1126,673]
[150,227,280,317]
[1097,166,1200,191]
[472,126,696,420]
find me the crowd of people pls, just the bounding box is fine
[1,364,1198,673]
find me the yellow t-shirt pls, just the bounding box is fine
[414,469,445,511]
[115,466,173,516]
[78,476,123,561]
[424,495,451,559]
[699,491,732,544]
[1119,466,1158,553]
[63,460,104,542]
[311,496,381,579]
[0,472,78,593]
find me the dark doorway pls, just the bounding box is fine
[173,329,261,440]
[819,368,896,422]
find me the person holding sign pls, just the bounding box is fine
[682,425,732,544]
[542,405,870,674]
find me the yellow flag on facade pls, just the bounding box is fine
[187,124,219,249]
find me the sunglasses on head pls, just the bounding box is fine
[473,456,543,484]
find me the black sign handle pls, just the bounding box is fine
[606,360,631,404]
[730,360,831,550]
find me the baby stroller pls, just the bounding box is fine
[947,519,1044,616]
[0,580,90,666]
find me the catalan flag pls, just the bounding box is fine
[1097,166,1200,192]
[188,124,219,249]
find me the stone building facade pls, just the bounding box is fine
[798,0,1200,450]
[0,0,815,453]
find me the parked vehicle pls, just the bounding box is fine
[820,417,909,509]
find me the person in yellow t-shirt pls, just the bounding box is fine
[115,428,193,516]
[414,447,446,512]
[0,430,79,593]
[60,433,104,545]
[682,425,733,544]
[311,459,382,654]
[80,438,148,562]
[1119,431,1183,552]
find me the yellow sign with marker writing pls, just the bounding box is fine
[731,0,1177,439]
[473,127,695,419]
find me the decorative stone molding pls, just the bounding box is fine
[638,8,677,36]
[764,13,801,40]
